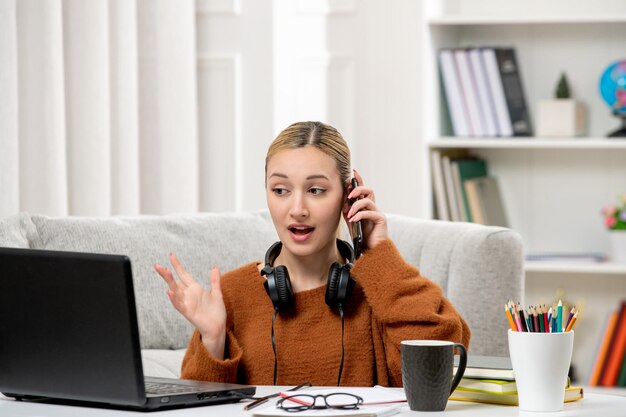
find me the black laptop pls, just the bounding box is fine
[0,247,255,411]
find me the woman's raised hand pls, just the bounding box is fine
[153,254,227,360]
[344,169,388,251]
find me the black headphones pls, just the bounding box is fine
[261,239,356,310]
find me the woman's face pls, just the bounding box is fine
[266,146,345,259]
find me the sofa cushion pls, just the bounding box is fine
[0,213,32,248]
[29,211,278,349]
[141,349,186,378]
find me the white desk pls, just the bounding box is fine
[2,387,626,417]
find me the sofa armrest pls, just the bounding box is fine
[387,214,524,357]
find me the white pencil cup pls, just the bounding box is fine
[508,330,574,412]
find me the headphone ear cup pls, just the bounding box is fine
[325,263,343,307]
[273,265,294,309]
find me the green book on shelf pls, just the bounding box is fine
[450,386,583,406]
[451,158,488,222]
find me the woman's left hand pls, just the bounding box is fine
[343,169,388,252]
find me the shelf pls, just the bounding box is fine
[428,138,626,150]
[583,386,626,397]
[525,261,626,275]
[428,15,626,26]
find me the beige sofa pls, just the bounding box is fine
[0,211,523,378]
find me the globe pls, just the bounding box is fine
[599,59,626,137]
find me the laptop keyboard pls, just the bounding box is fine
[144,381,208,395]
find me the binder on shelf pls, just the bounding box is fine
[442,155,462,222]
[600,301,626,387]
[430,150,450,221]
[439,49,471,137]
[464,177,509,227]
[431,149,469,222]
[464,177,486,224]
[469,48,498,137]
[494,48,533,137]
[481,48,513,137]
[588,310,618,386]
[618,344,626,386]
[454,49,485,136]
[450,161,469,222]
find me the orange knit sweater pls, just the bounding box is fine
[181,239,471,387]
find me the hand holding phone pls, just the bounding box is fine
[350,178,363,259]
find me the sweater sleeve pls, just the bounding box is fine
[351,239,471,386]
[180,329,243,382]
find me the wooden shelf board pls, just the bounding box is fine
[525,261,626,275]
[428,15,626,26]
[428,138,626,150]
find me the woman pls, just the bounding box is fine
[154,121,470,387]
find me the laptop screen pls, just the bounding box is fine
[0,248,146,406]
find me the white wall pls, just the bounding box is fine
[196,0,273,212]
[2,0,424,217]
[270,0,424,216]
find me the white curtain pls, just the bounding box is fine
[0,0,199,216]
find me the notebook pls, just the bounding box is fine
[0,247,255,411]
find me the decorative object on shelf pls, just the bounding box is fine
[599,59,626,138]
[536,72,586,138]
[602,195,626,263]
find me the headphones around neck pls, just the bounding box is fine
[261,239,356,311]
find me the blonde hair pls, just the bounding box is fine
[265,121,352,187]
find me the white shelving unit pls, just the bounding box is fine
[420,0,626,383]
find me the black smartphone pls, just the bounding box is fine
[350,178,363,259]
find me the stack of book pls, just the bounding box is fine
[430,151,508,226]
[439,46,532,137]
[451,355,583,406]
[588,300,626,387]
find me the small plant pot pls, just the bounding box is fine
[610,230,626,264]
[536,99,586,138]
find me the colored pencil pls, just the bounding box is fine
[557,300,563,333]
[565,311,578,332]
[532,307,540,333]
[505,304,517,331]
[565,306,577,330]
[517,304,528,332]
[542,305,550,333]
[547,307,553,331]
[513,308,523,333]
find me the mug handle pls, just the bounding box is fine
[449,343,467,395]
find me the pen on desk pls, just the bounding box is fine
[242,382,312,411]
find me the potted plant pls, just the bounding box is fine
[536,72,586,137]
[602,195,626,263]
